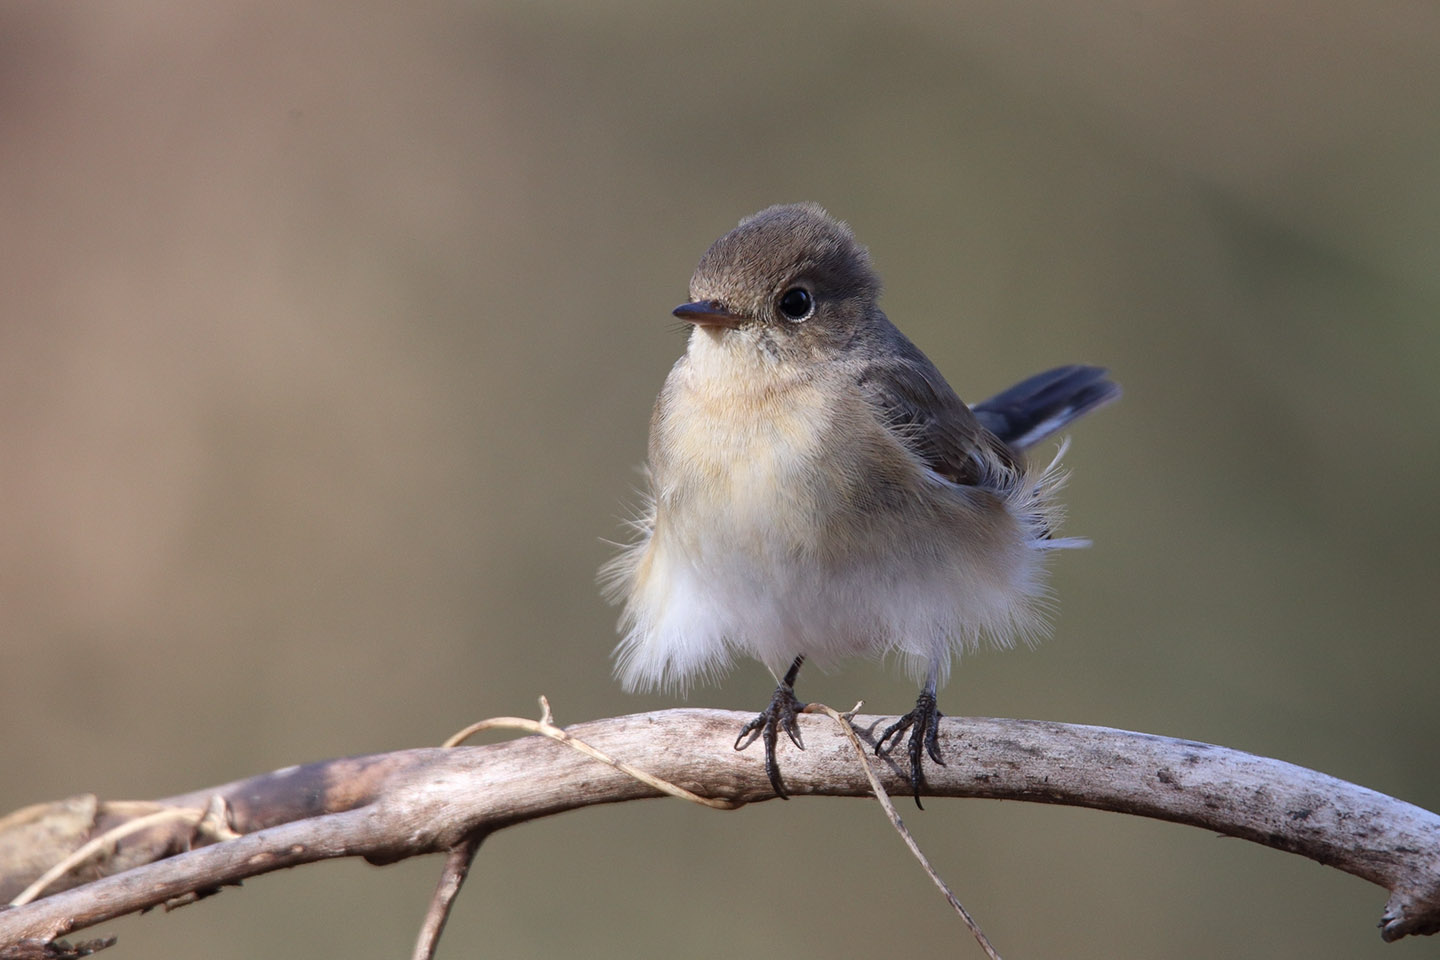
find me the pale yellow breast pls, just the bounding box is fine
[650,335,845,556]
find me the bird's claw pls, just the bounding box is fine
[734,683,807,798]
[876,691,944,809]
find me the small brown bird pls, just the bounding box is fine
[602,203,1118,802]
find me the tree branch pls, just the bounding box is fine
[1,709,1436,951]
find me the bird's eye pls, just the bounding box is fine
[778,287,814,321]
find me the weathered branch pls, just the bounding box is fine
[0,709,1436,952]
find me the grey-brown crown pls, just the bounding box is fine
[687,203,881,324]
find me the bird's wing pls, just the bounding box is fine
[854,344,1018,488]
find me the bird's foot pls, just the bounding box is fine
[876,691,944,809]
[734,682,808,799]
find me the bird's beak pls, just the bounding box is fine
[672,300,744,329]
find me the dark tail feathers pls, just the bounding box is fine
[972,365,1120,450]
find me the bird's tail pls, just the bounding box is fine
[972,365,1120,450]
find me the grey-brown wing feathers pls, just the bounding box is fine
[853,333,1019,488]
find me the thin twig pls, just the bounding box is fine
[444,697,739,810]
[808,702,1003,960]
[412,834,483,960]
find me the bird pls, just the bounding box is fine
[601,202,1119,803]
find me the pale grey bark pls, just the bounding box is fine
[1,709,1436,950]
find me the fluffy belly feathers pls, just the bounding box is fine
[606,350,1054,694]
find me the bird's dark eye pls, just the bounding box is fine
[778,287,814,321]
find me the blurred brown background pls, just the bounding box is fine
[3,1,1439,957]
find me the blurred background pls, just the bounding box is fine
[3,1,1439,957]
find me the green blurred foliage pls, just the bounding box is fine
[2,1,1438,957]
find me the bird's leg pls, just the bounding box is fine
[734,655,807,798]
[876,672,944,809]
